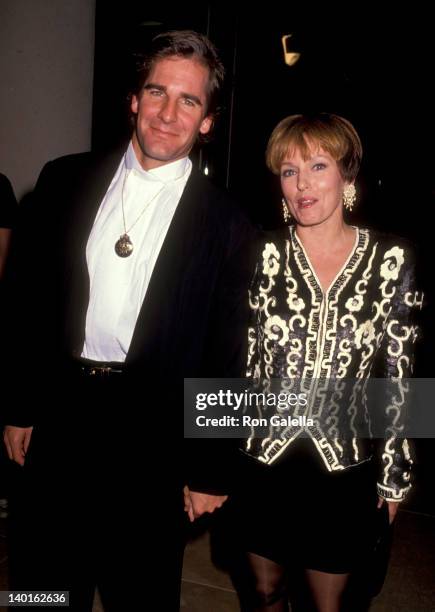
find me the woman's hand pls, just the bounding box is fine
[377,496,400,524]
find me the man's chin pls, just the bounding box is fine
[134,135,190,168]
[146,146,189,166]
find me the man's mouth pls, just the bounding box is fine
[151,127,178,138]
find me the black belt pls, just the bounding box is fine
[73,358,125,377]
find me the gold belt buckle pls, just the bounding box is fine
[89,365,112,376]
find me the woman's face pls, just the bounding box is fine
[280,144,349,228]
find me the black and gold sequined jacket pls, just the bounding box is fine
[244,226,423,501]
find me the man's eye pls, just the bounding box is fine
[182,98,195,107]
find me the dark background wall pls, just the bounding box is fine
[92,5,435,235]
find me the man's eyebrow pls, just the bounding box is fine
[180,93,203,106]
[143,83,166,92]
[143,83,203,106]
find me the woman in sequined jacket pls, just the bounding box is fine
[235,114,423,612]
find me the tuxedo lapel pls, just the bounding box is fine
[126,167,208,365]
[63,149,125,354]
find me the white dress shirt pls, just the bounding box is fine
[81,142,192,362]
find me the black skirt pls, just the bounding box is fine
[230,438,388,574]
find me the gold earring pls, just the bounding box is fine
[343,184,356,211]
[282,198,291,223]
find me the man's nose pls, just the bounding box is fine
[158,98,177,123]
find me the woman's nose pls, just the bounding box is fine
[297,174,309,190]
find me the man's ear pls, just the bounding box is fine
[199,115,213,135]
[131,94,139,115]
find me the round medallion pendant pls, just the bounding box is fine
[115,234,133,257]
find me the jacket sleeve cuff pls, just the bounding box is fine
[377,481,411,502]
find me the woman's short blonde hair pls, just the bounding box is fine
[266,113,362,182]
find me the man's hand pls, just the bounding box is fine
[377,496,400,524]
[183,486,228,522]
[183,486,194,522]
[3,426,33,466]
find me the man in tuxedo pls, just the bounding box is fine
[3,30,252,610]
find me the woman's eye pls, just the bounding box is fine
[282,169,296,178]
[313,163,326,171]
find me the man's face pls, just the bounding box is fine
[131,56,213,170]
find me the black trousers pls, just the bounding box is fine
[7,372,186,611]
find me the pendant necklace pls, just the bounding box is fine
[114,170,165,258]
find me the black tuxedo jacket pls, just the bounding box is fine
[0,173,17,229]
[3,149,255,492]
